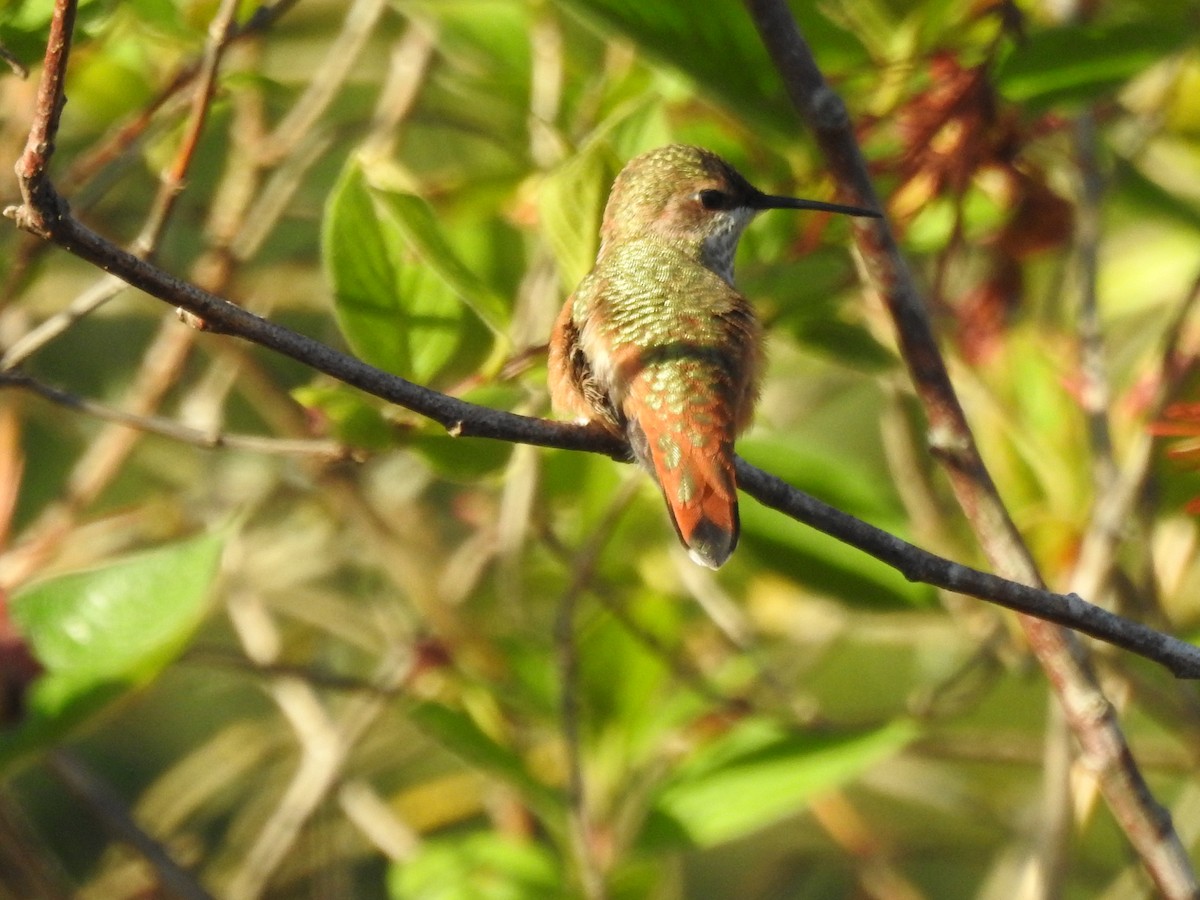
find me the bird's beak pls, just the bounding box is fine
[751,190,881,219]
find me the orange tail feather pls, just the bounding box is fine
[626,395,740,569]
[663,446,739,569]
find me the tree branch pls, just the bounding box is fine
[736,461,1200,678]
[1,372,351,460]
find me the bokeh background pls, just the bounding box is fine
[2,0,1200,897]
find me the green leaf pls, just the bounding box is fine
[322,158,485,384]
[737,439,932,608]
[408,702,562,820]
[409,433,514,481]
[1,532,225,770]
[786,318,898,373]
[644,719,915,847]
[374,191,510,336]
[995,20,1193,108]
[1112,156,1200,234]
[292,383,397,451]
[538,99,665,289]
[388,832,561,900]
[539,140,619,290]
[558,0,868,134]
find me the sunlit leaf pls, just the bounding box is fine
[538,98,666,289]
[388,832,561,900]
[737,439,932,607]
[1113,157,1200,234]
[0,532,225,770]
[539,140,619,290]
[322,158,484,384]
[995,19,1193,107]
[558,0,868,134]
[786,318,898,372]
[644,719,916,847]
[375,191,510,336]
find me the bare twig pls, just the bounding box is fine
[734,461,1200,677]
[1073,110,1116,492]
[739,0,1200,895]
[0,42,28,78]
[360,21,438,159]
[60,0,299,193]
[1,371,351,460]
[0,0,323,591]
[4,0,238,373]
[258,0,388,163]
[222,652,412,900]
[1072,268,1200,607]
[47,750,214,900]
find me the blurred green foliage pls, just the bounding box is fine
[1,0,1200,897]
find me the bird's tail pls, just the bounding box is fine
[625,378,740,569]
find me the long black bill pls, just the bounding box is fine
[752,191,881,219]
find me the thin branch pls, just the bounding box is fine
[1,372,352,460]
[2,276,126,371]
[258,0,388,163]
[360,21,438,159]
[15,196,1200,679]
[0,42,28,78]
[12,0,75,209]
[183,649,407,695]
[1,1,297,299]
[0,0,350,592]
[61,0,299,193]
[734,461,1200,677]
[1074,109,1117,492]
[2,0,241,373]
[223,651,411,900]
[46,750,214,900]
[1072,267,1200,606]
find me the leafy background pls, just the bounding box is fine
[1,0,1200,897]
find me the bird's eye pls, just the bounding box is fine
[697,189,731,211]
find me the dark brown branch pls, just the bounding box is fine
[10,194,624,457]
[735,461,1200,678]
[47,750,214,900]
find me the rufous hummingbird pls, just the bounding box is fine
[548,145,879,568]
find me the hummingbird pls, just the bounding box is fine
[548,144,879,568]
